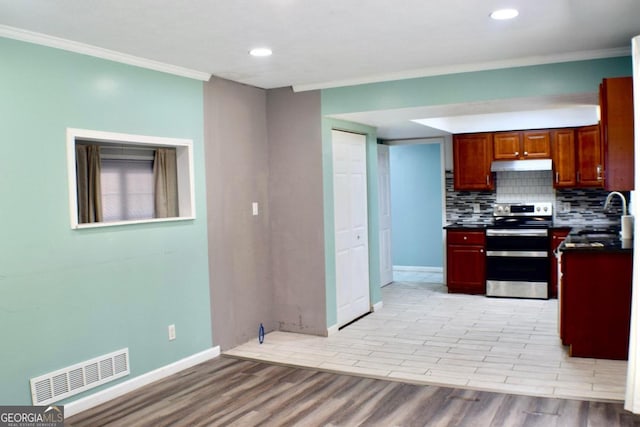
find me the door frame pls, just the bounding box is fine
[322,120,381,334]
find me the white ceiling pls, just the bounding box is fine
[1,0,639,138]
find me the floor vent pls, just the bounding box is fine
[30,348,129,405]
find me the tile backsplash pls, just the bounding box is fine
[446,170,625,228]
[496,171,555,203]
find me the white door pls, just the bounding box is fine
[377,144,393,286]
[332,130,370,327]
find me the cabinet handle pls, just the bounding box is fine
[463,236,467,240]
[524,151,529,156]
[486,175,490,186]
[597,165,603,181]
[555,172,559,183]
[528,135,545,140]
[515,151,519,157]
[577,171,580,182]
[480,249,484,253]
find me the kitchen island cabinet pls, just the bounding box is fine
[559,240,632,360]
[453,133,494,191]
[446,229,486,294]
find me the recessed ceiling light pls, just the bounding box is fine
[249,47,272,57]
[490,8,519,20]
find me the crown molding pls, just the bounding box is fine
[0,25,211,81]
[293,46,631,92]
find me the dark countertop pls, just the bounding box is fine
[559,227,632,253]
[444,223,489,230]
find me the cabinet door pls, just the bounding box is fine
[551,129,576,188]
[493,132,521,160]
[576,125,603,187]
[522,130,551,159]
[453,133,494,190]
[601,77,634,191]
[447,244,486,294]
[446,230,486,295]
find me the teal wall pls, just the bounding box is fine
[322,119,381,328]
[320,56,632,326]
[0,38,212,404]
[321,57,632,115]
[390,143,443,267]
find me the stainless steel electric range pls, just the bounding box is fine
[486,202,553,299]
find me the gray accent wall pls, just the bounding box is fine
[204,80,326,350]
[267,88,327,336]
[204,77,273,350]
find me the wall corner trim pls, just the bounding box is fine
[0,25,212,81]
[64,346,220,417]
[326,325,339,336]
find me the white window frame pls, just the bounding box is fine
[66,128,196,229]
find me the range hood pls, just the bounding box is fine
[491,159,552,172]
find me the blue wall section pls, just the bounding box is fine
[390,144,443,267]
[0,37,212,405]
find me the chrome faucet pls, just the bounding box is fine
[604,191,628,216]
[604,191,633,240]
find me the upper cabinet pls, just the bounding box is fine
[576,125,604,187]
[493,130,551,160]
[551,129,576,188]
[600,77,634,191]
[453,133,494,191]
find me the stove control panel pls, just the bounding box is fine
[493,202,553,217]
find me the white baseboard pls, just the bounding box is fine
[393,266,443,273]
[326,324,339,336]
[64,346,220,417]
[373,301,384,312]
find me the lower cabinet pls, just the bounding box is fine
[560,250,632,360]
[446,230,486,294]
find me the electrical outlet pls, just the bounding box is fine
[252,202,259,216]
[168,324,176,341]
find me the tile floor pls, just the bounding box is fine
[226,272,628,402]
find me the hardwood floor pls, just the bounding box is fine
[67,356,640,426]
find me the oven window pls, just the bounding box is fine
[486,256,549,282]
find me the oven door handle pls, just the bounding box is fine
[486,229,548,237]
[486,250,548,258]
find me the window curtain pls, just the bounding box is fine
[153,148,178,218]
[76,144,103,223]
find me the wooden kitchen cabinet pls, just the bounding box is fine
[551,129,576,188]
[560,250,632,360]
[453,133,494,190]
[522,130,551,159]
[493,130,550,160]
[446,230,486,294]
[493,131,521,160]
[549,228,570,298]
[576,125,604,187]
[600,76,634,191]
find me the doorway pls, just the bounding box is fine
[388,141,445,282]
